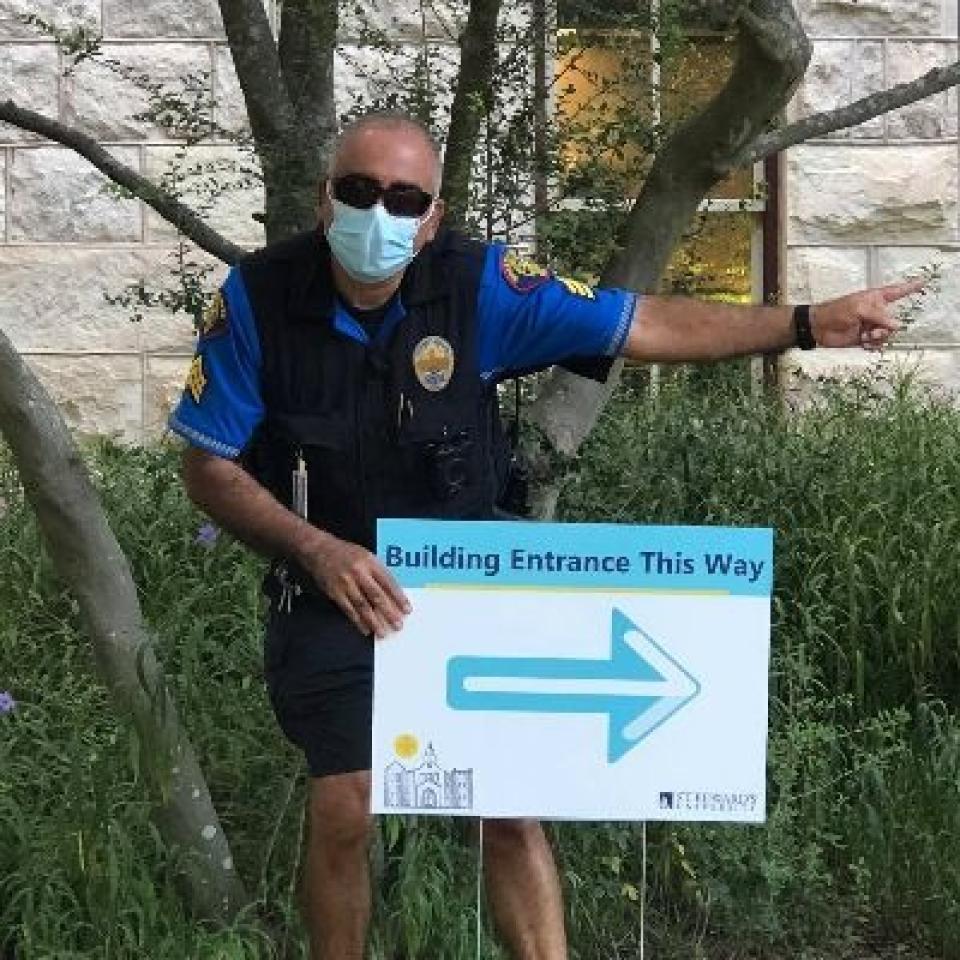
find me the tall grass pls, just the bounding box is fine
[1,373,959,958]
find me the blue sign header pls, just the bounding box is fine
[377,520,773,596]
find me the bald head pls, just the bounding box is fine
[319,110,447,290]
[328,111,442,193]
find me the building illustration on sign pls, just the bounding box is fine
[383,743,474,811]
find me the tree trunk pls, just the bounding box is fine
[270,0,339,240]
[0,328,249,923]
[261,146,327,242]
[440,0,503,223]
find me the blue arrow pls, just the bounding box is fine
[446,609,700,762]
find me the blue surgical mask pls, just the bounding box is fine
[326,197,432,283]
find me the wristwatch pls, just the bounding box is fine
[793,304,816,350]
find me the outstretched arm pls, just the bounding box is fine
[621,280,924,363]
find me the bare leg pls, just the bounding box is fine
[303,771,373,960]
[481,818,568,960]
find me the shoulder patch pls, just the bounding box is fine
[199,291,228,340]
[558,277,596,300]
[502,250,551,294]
[185,355,207,404]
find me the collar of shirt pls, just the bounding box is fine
[333,294,407,346]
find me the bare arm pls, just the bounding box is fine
[621,280,924,363]
[183,445,317,559]
[181,447,409,637]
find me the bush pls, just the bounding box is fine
[1,374,958,958]
[559,371,960,957]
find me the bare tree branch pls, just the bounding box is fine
[0,326,249,922]
[216,0,295,148]
[609,0,809,291]
[440,0,502,224]
[0,100,246,264]
[750,60,960,160]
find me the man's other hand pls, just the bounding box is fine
[298,533,411,639]
[813,278,925,351]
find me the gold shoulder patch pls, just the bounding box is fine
[185,355,207,404]
[558,277,596,300]
[199,291,228,339]
[502,250,551,294]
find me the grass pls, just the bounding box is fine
[1,371,959,958]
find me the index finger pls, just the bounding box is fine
[880,278,926,303]
[370,559,412,616]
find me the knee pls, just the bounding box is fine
[309,771,373,851]
[481,817,544,852]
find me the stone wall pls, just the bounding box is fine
[0,0,468,440]
[2,0,959,441]
[785,0,960,394]
[0,0,267,438]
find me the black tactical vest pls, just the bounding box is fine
[239,227,505,596]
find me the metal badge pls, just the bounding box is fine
[413,336,455,392]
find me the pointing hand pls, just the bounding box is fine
[812,278,925,350]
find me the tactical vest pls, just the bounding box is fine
[239,227,505,598]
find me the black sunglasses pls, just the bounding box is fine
[330,174,435,218]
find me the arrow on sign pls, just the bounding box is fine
[446,609,700,762]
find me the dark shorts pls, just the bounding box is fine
[263,596,375,778]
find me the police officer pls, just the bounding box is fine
[170,111,916,960]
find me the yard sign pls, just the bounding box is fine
[372,519,772,822]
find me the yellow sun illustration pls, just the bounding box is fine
[393,733,419,760]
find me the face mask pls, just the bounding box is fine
[326,197,433,283]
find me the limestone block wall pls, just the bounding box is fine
[0,0,268,439]
[4,0,958,441]
[785,0,960,393]
[0,0,468,440]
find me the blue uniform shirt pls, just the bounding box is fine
[169,243,637,458]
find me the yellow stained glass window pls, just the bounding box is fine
[554,27,763,305]
[661,211,755,301]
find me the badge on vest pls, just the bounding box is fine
[185,355,207,404]
[413,336,455,392]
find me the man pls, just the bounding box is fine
[169,111,916,960]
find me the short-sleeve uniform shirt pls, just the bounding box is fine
[169,243,637,457]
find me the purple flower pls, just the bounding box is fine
[195,523,219,548]
[0,691,16,714]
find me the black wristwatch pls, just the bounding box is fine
[793,304,816,350]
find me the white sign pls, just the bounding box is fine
[372,520,772,822]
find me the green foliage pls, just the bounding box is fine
[558,372,960,957]
[2,377,960,958]
[0,441,298,959]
